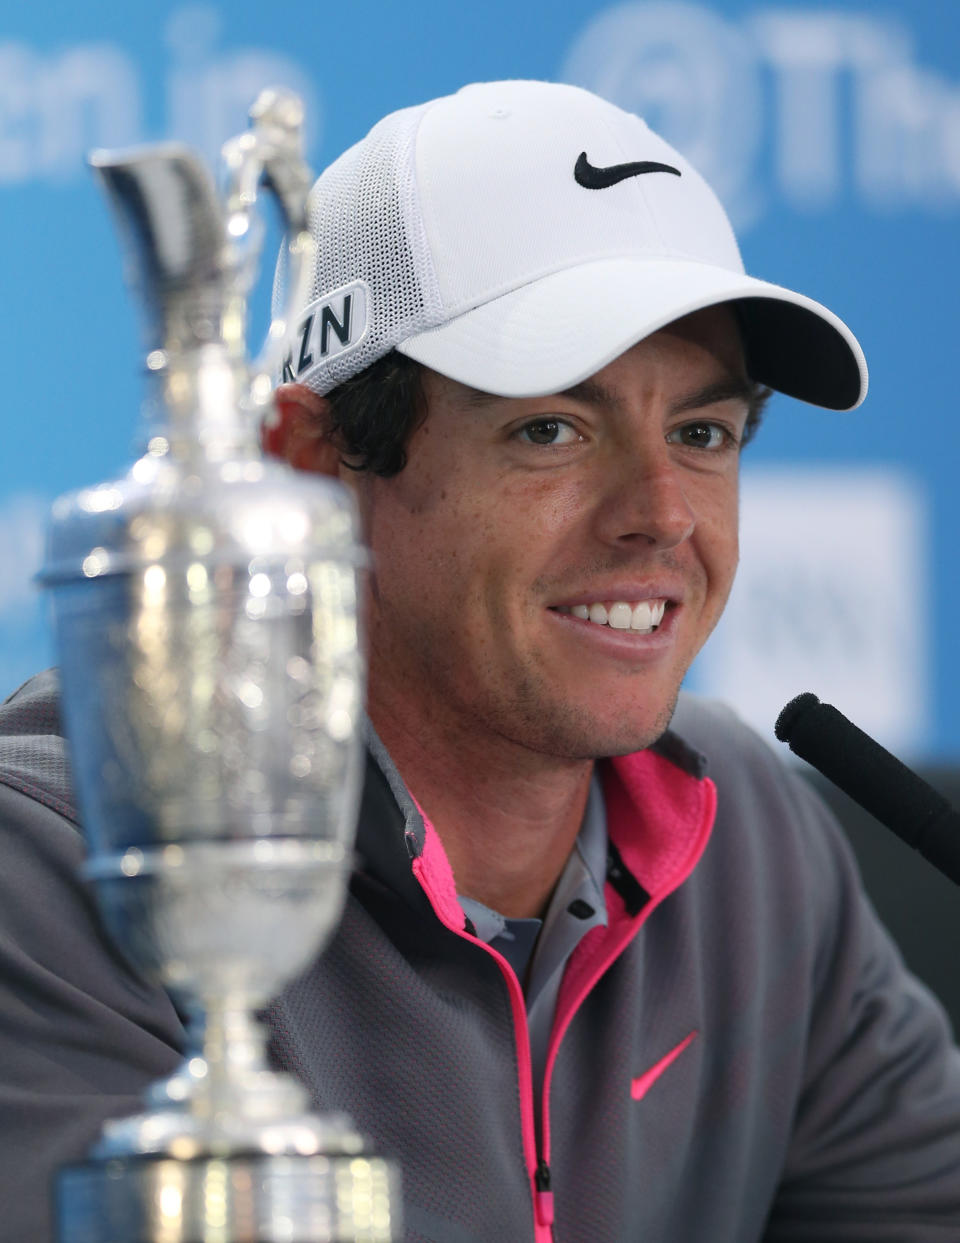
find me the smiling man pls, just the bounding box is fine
[2,80,960,1242]
[253,80,960,1239]
[274,307,754,921]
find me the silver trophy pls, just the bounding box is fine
[39,91,401,1241]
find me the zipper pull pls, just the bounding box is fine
[534,1159,555,1227]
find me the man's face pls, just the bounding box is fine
[353,306,749,761]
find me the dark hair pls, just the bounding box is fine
[325,350,427,477]
[325,349,771,474]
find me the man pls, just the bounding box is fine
[1,80,959,1241]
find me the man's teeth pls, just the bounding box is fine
[565,600,667,632]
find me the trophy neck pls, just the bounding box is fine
[139,346,264,462]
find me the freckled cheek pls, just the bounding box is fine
[485,479,584,566]
[467,486,587,630]
[411,485,570,621]
[372,474,587,629]
[499,474,590,533]
[696,495,740,604]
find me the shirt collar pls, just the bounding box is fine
[458,769,609,996]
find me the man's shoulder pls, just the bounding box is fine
[665,690,857,884]
[0,667,62,730]
[0,668,76,824]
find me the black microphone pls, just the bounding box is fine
[775,692,960,888]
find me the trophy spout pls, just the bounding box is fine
[91,147,233,360]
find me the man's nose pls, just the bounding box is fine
[592,448,696,550]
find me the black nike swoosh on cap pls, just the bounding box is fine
[574,151,682,189]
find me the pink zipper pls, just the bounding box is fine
[537,766,716,1174]
[411,840,554,1242]
[536,886,669,1177]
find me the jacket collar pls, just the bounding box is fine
[357,718,714,921]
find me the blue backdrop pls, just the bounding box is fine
[2,0,957,758]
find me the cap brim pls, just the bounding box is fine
[397,258,867,410]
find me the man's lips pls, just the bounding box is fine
[545,601,680,655]
[548,582,683,608]
[552,598,668,633]
[547,584,682,635]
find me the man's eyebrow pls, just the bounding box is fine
[461,374,753,413]
[670,377,754,415]
[559,376,754,413]
[462,377,624,410]
[559,378,617,407]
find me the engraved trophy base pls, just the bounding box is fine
[52,848,404,1242]
[54,1001,402,1242]
[57,1145,400,1242]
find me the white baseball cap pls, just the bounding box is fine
[281,79,867,410]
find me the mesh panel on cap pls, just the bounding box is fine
[298,104,445,395]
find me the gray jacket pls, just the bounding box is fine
[1,669,959,1241]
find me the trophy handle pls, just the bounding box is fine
[221,86,317,407]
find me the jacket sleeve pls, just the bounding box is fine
[0,780,184,1243]
[762,763,960,1240]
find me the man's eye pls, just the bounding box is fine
[516,419,580,446]
[667,421,734,451]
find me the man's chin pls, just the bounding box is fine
[587,720,677,760]
[519,692,683,762]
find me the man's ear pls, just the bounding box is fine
[262,383,341,476]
